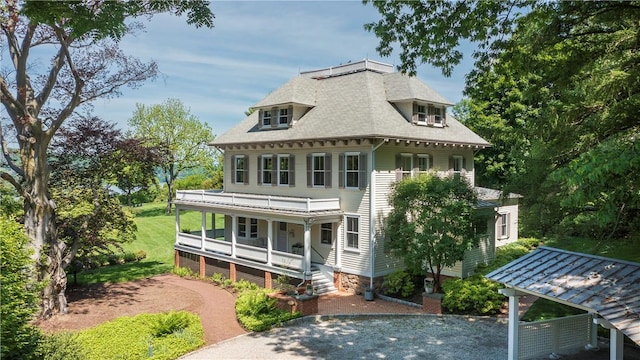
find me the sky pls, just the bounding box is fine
[91,1,476,138]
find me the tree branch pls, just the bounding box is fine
[0,169,25,196]
[0,125,24,177]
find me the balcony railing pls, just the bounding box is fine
[176,190,340,213]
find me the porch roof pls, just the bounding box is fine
[486,246,640,345]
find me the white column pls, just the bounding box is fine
[336,219,343,269]
[499,288,523,360]
[586,312,599,350]
[267,220,273,265]
[200,211,206,251]
[610,328,623,360]
[231,215,237,258]
[175,208,180,245]
[304,220,311,279]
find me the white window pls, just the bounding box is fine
[432,107,444,126]
[321,223,332,245]
[345,216,359,249]
[498,212,510,239]
[238,217,247,238]
[313,154,325,187]
[262,110,272,127]
[250,218,258,238]
[417,155,431,173]
[400,154,412,180]
[452,156,464,173]
[416,104,427,123]
[234,156,246,184]
[261,155,273,184]
[278,154,290,185]
[238,217,258,239]
[345,153,359,188]
[278,108,289,125]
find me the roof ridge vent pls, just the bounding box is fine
[300,59,394,79]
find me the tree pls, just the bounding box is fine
[49,117,137,279]
[385,175,478,293]
[0,216,42,359]
[112,137,166,206]
[128,98,216,214]
[0,1,214,317]
[367,1,640,239]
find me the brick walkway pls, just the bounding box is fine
[317,292,422,315]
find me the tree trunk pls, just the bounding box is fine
[165,180,174,215]
[21,135,68,318]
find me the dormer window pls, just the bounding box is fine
[261,110,272,127]
[412,103,446,127]
[278,108,289,125]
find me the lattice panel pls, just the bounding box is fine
[518,313,592,359]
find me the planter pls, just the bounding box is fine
[364,287,375,301]
[269,292,319,316]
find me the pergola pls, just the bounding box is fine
[486,246,640,360]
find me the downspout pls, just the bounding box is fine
[369,140,385,289]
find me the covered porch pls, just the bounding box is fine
[174,190,343,283]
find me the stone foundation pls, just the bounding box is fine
[339,273,384,294]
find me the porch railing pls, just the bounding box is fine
[176,190,340,213]
[518,313,592,359]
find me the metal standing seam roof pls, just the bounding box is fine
[486,246,640,345]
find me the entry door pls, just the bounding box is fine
[276,222,288,252]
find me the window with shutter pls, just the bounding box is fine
[498,212,510,239]
[278,154,290,186]
[233,155,247,184]
[261,155,273,185]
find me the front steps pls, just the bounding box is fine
[310,265,337,295]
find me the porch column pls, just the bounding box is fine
[594,317,623,360]
[200,211,206,251]
[303,220,311,279]
[211,212,216,239]
[499,288,526,360]
[587,312,599,350]
[175,208,180,245]
[267,220,273,265]
[231,215,237,258]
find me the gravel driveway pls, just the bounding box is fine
[181,314,509,359]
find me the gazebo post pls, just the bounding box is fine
[594,317,623,360]
[499,288,526,360]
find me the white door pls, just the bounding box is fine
[276,222,288,252]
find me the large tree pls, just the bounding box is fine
[0,1,214,317]
[128,98,216,214]
[385,175,478,293]
[366,1,640,240]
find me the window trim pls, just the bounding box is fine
[312,153,325,187]
[498,212,510,239]
[452,155,464,173]
[261,154,274,185]
[344,215,360,251]
[234,155,246,184]
[416,154,431,173]
[261,110,272,127]
[399,153,413,180]
[320,223,333,246]
[277,154,290,186]
[278,108,289,126]
[344,152,360,189]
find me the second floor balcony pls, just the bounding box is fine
[175,190,341,214]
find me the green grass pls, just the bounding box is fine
[75,203,223,285]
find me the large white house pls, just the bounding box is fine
[173,60,520,294]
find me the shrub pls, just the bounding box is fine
[35,332,86,360]
[123,251,138,263]
[235,290,300,332]
[442,275,504,315]
[150,311,192,337]
[476,238,539,275]
[0,216,43,360]
[382,270,415,298]
[134,249,147,261]
[76,311,203,360]
[210,272,225,285]
[221,278,233,288]
[172,266,194,278]
[233,279,259,293]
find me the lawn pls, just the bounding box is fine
[75,203,223,285]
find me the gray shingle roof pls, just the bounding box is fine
[486,246,640,345]
[213,69,489,147]
[383,72,453,105]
